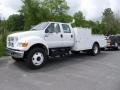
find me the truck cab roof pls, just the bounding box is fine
[45,21,70,25]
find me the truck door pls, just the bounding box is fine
[44,23,62,48]
[61,24,74,47]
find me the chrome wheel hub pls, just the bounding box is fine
[94,46,98,54]
[32,52,44,66]
[118,45,120,50]
[115,43,118,47]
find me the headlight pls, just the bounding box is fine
[8,37,18,42]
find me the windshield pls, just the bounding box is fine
[31,22,49,30]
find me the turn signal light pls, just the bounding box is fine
[22,43,28,47]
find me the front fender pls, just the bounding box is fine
[17,36,48,51]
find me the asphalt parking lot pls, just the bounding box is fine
[0,51,120,90]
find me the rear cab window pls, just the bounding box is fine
[62,24,71,33]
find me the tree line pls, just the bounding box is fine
[0,0,120,35]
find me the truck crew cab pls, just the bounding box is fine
[7,22,107,69]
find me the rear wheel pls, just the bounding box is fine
[26,48,47,69]
[114,43,120,50]
[90,43,100,56]
[117,45,120,50]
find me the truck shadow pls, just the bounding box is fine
[11,51,110,73]
[105,49,120,52]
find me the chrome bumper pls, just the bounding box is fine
[7,48,24,58]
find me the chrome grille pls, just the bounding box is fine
[8,37,14,47]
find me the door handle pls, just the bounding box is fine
[61,34,63,38]
[71,34,73,38]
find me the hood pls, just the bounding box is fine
[8,30,44,38]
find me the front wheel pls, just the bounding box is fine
[90,43,100,56]
[26,48,46,69]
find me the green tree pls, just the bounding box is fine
[92,21,105,34]
[41,0,71,23]
[0,19,8,57]
[7,14,24,31]
[20,0,41,30]
[50,14,72,23]
[42,0,69,15]
[20,0,52,30]
[72,11,85,27]
[102,8,116,34]
[0,16,2,34]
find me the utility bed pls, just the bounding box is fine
[72,28,107,51]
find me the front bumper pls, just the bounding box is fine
[7,48,24,58]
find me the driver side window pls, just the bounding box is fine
[45,23,55,33]
[45,23,61,33]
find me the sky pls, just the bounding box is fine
[0,0,120,20]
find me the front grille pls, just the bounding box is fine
[8,42,14,47]
[8,37,14,47]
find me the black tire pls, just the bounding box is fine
[12,57,24,62]
[25,48,47,69]
[101,48,106,51]
[114,43,120,50]
[117,45,120,50]
[90,43,100,56]
[85,50,91,55]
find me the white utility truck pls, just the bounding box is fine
[7,22,107,69]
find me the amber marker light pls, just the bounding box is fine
[22,42,28,48]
